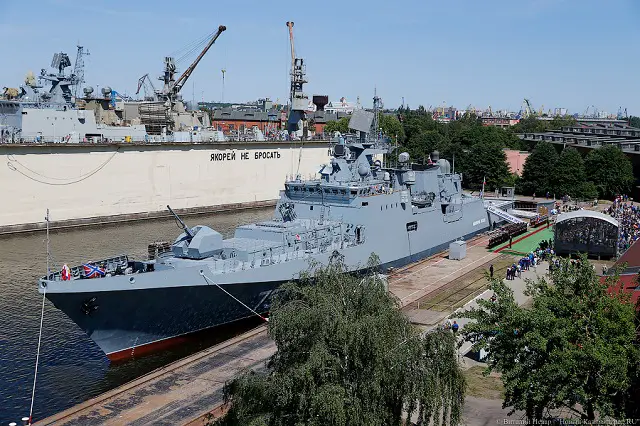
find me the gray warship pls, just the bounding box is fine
[38,95,491,360]
[0,27,226,144]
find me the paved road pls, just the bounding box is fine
[446,260,549,357]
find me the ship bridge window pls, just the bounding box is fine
[332,189,339,195]
[351,190,358,196]
[341,189,346,195]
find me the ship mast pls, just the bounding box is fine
[371,88,381,142]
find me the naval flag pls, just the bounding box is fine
[83,263,105,278]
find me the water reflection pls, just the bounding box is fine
[0,207,272,421]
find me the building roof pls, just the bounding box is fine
[212,109,280,122]
[615,238,640,268]
[604,274,640,309]
[555,210,619,227]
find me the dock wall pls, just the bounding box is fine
[0,141,331,234]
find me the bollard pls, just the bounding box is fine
[9,422,17,426]
[22,418,29,426]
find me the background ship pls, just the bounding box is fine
[38,98,492,361]
[0,27,229,144]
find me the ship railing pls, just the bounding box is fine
[43,254,129,281]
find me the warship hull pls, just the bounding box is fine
[46,281,280,361]
[43,220,488,360]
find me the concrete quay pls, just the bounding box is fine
[35,234,501,426]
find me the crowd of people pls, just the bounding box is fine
[606,195,640,253]
[504,245,555,280]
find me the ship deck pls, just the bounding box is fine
[34,233,501,426]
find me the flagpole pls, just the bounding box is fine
[481,175,486,199]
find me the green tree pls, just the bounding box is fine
[379,114,405,143]
[550,147,587,198]
[518,141,559,195]
[512,116,576,134]
[213,255,466,426]
[323,117,350,134]
[403,130,446,163]
[584,146,635,199]
[461,141,511,190]
[629,116,640,128]
[461,256,639,421]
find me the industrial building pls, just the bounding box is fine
[520,122,640,152]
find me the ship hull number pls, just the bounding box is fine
[211,150,281,162]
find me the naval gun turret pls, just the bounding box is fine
[167,205,223,259]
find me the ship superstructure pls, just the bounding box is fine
[38,94,491,361]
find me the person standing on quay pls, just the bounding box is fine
[489,264,494,279]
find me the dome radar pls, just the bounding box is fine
[398,152,410,163]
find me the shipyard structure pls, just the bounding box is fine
[0,24,341,233]
[0,141,331,233]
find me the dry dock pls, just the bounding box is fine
[35,235,499,426]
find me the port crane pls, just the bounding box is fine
[138,25,226,135]
[522,98,537,118]
[285,21,309,137]
[135,73,158,101]
[160,25,227,103]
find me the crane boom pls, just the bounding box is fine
[136,73,157,95]
[171,25,226,97]
[286,21,295,103]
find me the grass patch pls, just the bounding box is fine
[492,227,554,255]
[464,366,505,400]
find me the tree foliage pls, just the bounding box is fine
[518,141,558,196]
[460,255,639,421]
[213,255,466,426]
[512,116,577,134]
[629,116,640,128]
[323,117,350,135]
[584,145,635,199]
[549,147,598,199]
[379,114,405,143]
[461,141,511,191]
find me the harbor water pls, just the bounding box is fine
[0,207,273,422]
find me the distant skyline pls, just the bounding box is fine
[1,0,638,115]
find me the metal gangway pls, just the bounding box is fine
[486,204,525,224]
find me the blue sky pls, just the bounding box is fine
[1,0,638,115]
